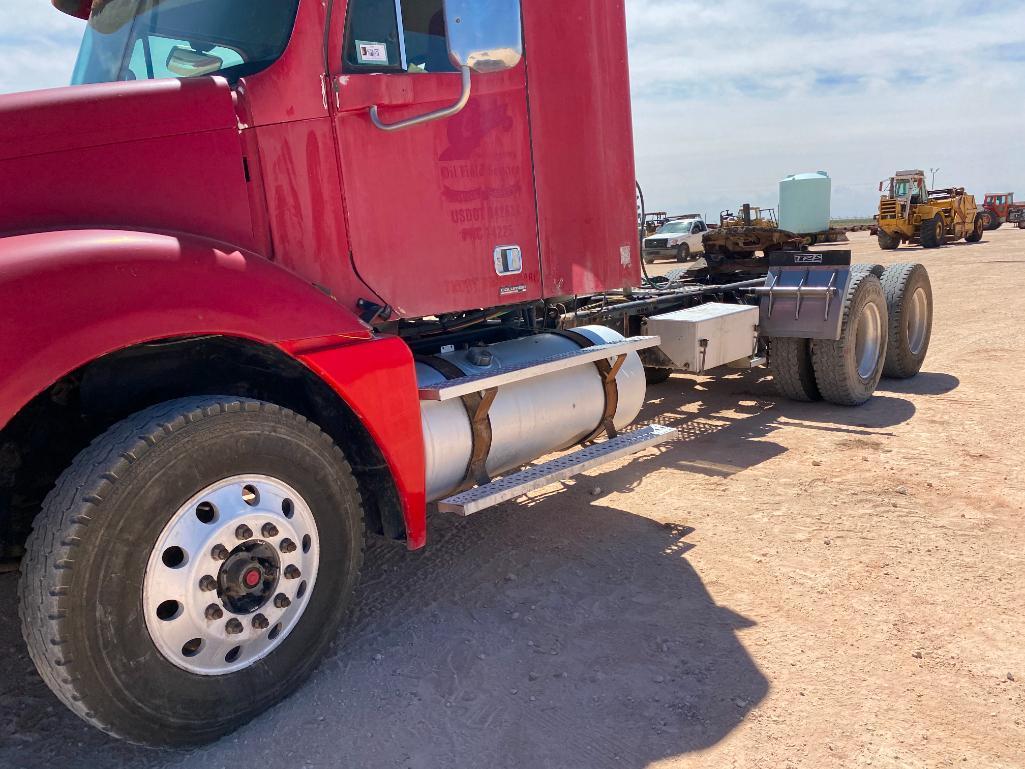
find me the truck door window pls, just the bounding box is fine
[344,0,458,74]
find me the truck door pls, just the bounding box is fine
[330,0,541,319]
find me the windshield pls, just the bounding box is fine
[656,221,693,234]
[893,178,923,199]
[71,0,301,85]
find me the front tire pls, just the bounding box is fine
[920,215,944,248]
[676,243,691,262]
[810,272,888,406]
[19,397,365,746]
[877,229,901,250]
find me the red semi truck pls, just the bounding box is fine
[0,0,935,746]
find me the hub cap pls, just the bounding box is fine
[854,301,883,380]
[143,475,320,676]
[906,287,928,356]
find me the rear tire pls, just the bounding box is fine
[768,337,821,402]
[920,216,944,248]
[810,272,888,406]
[19,397,365,746]
[880,263,932,379]
[965,214,984,243]
[877,230,901,250]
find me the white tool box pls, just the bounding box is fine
[646,303,759,373]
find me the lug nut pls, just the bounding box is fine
[205,603,224,621]
[261,522,279,538]
[210,544,230,561]
[284,565,301,580]
[252,613,270,630]
[279,538,297,554]
[235,524,253,541]
[225,618,244,635]
[199,575,218,592]
[273,593,292,609]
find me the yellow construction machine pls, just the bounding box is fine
[876,170,984,250]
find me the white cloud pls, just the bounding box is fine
[0,0,81,93]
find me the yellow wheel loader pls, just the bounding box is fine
[876,170,984,250]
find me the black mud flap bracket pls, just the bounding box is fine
[755,250,852,341]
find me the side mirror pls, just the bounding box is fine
[444,0,523,73]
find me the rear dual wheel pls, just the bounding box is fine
[880,263,932,378]
[810,272,888,405]
[770,271,889,406]
[19,397,365,746]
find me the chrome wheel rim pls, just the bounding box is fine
[143,475,320,676]
[906,287,928,356]
[855,301,883,380]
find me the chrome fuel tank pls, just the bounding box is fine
[418,326,646,502]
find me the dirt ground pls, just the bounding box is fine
[1,230,1023,768]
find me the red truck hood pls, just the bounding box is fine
[0,78,238,161]
[0,78,255,250]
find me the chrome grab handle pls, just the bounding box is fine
[369,65,472,132]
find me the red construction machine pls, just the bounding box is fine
[981,193,1025,229]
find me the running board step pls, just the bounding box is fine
[436,424,678,516]
[418,336,661,402]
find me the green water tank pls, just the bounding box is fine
[779,171,831,234]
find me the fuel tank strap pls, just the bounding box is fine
[416,355,496,492]
[551,330,623,443]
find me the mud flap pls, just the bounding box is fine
[756,250,853,341]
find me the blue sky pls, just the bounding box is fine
[2,0,1023,217]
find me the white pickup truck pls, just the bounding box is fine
[642,216,707,263]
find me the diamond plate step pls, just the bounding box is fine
[418,336,661,402]
[436,424,678,516]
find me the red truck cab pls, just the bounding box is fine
[0,0,645,746]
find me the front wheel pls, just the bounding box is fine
[920,216,944,248]
[19,397,365,746]
[877,229,901,250]
[676,243,691,262]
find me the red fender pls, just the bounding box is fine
[0,229,427,548]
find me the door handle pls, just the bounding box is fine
[369,66,472,132]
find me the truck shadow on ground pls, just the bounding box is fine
[609,368,925,483]
[0,367,955,768]
[0,504,767,769]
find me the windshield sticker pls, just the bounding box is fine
[355,41,389,65]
